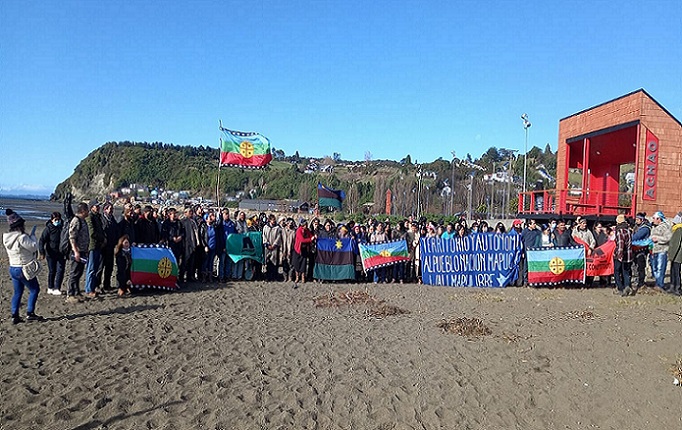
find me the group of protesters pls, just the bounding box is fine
[4,192,682,323]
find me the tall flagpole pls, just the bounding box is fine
[216,120,223,208]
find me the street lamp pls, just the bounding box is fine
[521,113,531,194]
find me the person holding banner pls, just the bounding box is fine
[613,214,633,296]
[369,223,389,283]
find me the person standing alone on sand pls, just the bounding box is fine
[66,203,90,303]
[3,209,45,324]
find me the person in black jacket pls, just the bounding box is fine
[117,203,136,243]
[39,212,66,296]
[135,206,160,245]
[553,220,577,247]
[100,203,118,292]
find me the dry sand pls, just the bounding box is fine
[2,222,682,429]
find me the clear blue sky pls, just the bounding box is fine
[1,0,680,196]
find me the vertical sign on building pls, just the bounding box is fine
[642,130,659,201]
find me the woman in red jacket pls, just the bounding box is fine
[292,218,315,285]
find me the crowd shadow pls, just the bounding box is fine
[70,400,184,430]
[45,304,164,322]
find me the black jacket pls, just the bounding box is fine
[39,220,63,256]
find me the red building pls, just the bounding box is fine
[519,89,682,220]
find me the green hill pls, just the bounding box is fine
[53,141,557,218]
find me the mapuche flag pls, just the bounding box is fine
[220,128,272,169]
[314,237,356,281]
[131,245,179,290]
[359,239,410,271]
[318,183,345,210]
[527,246,585,286]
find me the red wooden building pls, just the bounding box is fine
[519,89,682,220]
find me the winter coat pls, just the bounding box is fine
[39,220,63,256]
[668,224,682,264]
[3,231,38,267]
[651,220,673,254]
[86,212,106,251]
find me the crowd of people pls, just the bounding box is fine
[4,193,682,324]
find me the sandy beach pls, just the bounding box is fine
[2,220,682,430]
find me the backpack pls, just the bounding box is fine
[60,217,82,256]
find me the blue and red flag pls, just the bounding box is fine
[359,240,410,271]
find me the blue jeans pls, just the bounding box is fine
[84,249,102,293]
[613,259,631,292]
[218,251,232,280]
[650,252,668,288]
[373,267,386,283]
[9,266,40,315]
[203,248,217,278]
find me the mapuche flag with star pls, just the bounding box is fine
[313,237,356,281]
[220,128,272,169]
[527,246,585,286]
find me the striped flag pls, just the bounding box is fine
[317,183,345,210]
[527,246,585,286]
[131,245,179,290]
[359,240,410,271]
[220,128,272,169]
[314,237,356,281]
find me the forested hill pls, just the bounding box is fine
[53,141,558,216]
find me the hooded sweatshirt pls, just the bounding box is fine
[3,231,39,267]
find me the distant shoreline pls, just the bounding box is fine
[0,197,63,222]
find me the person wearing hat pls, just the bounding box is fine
[631,212,652,290]
[667,214,682,296]
[3,209,45,324]
[39,211,66,296]
[650,211,673,292]
[613,214,634,296]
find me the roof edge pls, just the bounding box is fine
[559,88,682,128]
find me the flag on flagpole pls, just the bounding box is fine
[317,183,345,210]
[527,246,585,286]
[220,128,272,168]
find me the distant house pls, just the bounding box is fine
[239,199,309,213]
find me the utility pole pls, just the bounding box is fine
[467,172,474,221]
[450,151,456,216]
[491,162,495,219]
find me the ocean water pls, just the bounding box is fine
[0,197,65,223]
